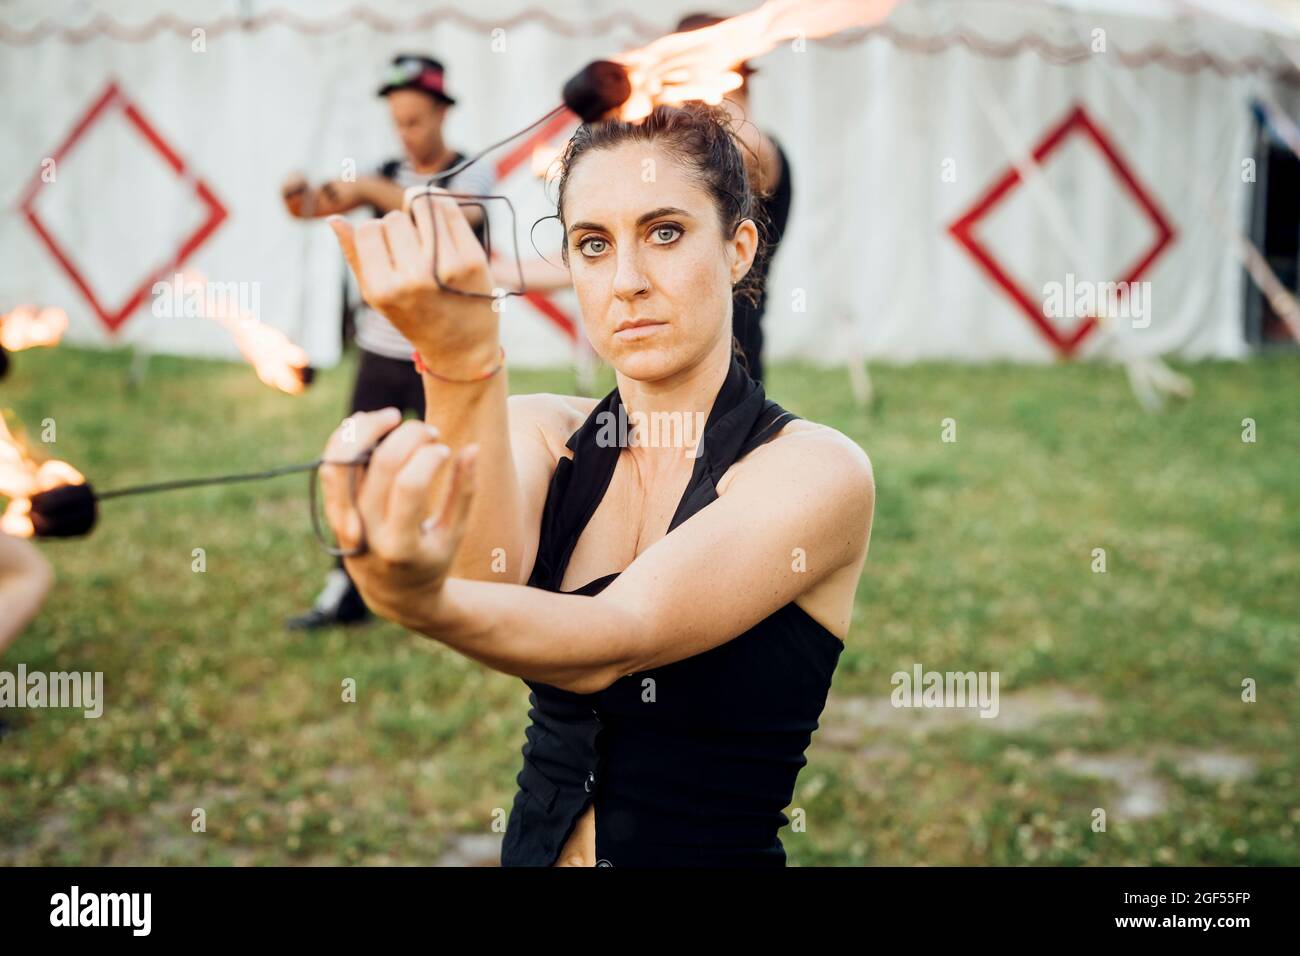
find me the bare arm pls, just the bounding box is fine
[282,175,484,227]
[321,413,874,694]
[355,178,485,228]
[0,534,53,654]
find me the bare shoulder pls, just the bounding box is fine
[507,392,600,460]
[721,417,875,515]
[737,417,872,480]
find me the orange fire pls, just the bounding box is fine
[226,315,312,395]
[0,413,85,538]
[171,270,311,395]
[0,305,68,352]
[613,0,901,120]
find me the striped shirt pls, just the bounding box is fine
[354,155,496,360]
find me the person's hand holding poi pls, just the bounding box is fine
[326,188,500,375]
[319,409,478,628]
[322,190,495,619]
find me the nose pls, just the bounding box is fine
[611,246,650,301]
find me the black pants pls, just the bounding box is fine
[350,347,427,419]
[335,349,426,574]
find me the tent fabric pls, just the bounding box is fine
[2,0,1296,367]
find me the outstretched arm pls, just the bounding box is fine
[321,411,874,694]
[282,174,400,218]
[325,190,550,584]
[282,174,484,226]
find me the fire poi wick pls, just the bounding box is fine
[27,449,375,540]
[562,61,634,122]
[412,59,631,190]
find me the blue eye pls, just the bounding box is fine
[651,224,682,244]
[578,236,607,257]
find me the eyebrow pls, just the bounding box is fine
[566,207,693,238]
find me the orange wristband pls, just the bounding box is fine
[412,346,505,383]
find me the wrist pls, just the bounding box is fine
[403,576,460,636]
[413,337,503,383]
[352,563,449,633]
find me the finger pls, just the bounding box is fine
[404,185,449,250]
[410,190,436,252]
[428,190,461,283]
[381,210,424,278]
[355,218,396,280]
[431,444,478,541]
[436,191,480,259]
[320,409,401,550]
[427,444,478,554]
[358,419,441,527]
[404,183,446,211]
[321,462,364,553]
[430,193,492,292]
[328,217,364,286]
[386,443,452,548]
[323,407,402,464]
[448,196,484,259]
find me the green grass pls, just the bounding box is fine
[1,346,1296,865]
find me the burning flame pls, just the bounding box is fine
[170,270,311,395]
[227,315,312,396]
[613,0,901,120]
[0,305,68,351]
[0,413,85,538]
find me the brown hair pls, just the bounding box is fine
[553,101,771,311]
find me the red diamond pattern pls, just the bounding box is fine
[948,103,1176,357]
[19,80,228,335]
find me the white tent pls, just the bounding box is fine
[1,0,1297,368]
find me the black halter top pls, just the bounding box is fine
[500,356,845,867]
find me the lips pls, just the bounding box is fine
[614,319,668,340]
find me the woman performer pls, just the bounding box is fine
[318,102,875,866]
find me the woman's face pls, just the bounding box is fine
[562,141,757,381]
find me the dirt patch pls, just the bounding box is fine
[819,685,1104,747]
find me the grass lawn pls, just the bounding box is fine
[1,346,1296,865]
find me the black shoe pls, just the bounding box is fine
[285,603,371,631]
[286,571,372,631]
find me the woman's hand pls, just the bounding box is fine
[319,407,478,627]
[327,188,500,374]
